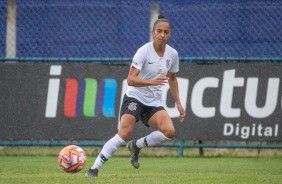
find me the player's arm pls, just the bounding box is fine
[167,72,186,122]
[127,66,169,87]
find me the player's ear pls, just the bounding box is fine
[151,29,155,39]
[151,29,155,36]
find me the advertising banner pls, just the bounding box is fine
[0,62,281,141]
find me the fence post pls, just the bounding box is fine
[178,139,185,157]
[199,140,204,156]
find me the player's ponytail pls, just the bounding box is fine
[153,14,171,29]
[158,14,166,19]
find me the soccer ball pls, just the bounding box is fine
[58,145,87,173]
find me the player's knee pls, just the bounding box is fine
[118,116,136,140]
[119,129,133,140]
[118,126,133,141]
[163,127,175,139]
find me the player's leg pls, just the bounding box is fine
[86,114,136,177]
[128,109,174,169]
[137,110,174,148]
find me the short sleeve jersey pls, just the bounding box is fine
[126,42,179,107]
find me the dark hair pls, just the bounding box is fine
[153,14,171,30]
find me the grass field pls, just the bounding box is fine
[0,154,281,184]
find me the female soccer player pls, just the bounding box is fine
[86,15,186,177]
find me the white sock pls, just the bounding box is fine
[136,131,171,149]
[91,134,124,170]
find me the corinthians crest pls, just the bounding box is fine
[128,102,137,111]
[166,59,171,69]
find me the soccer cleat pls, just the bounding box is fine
[85,168,98,177]
[126,140,140,169]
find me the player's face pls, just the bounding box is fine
[152,22,171,47]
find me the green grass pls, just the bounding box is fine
[0,155,281,184]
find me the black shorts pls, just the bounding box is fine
[120,94,165,127]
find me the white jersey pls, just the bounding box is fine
[126,42,179,107]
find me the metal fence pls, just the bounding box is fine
[1,1,282,153]
[1,0,282,59]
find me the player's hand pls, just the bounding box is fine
[177,104,186,123]
[154,75,169,85]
